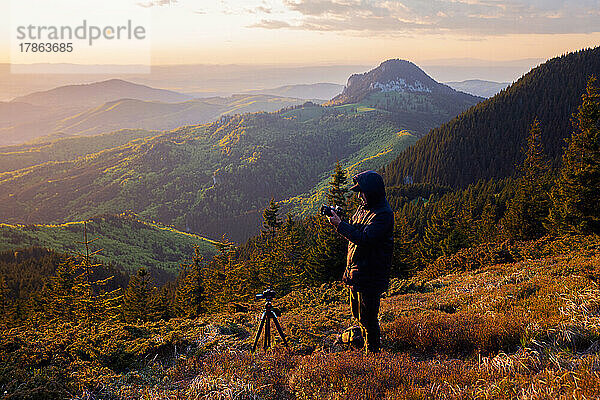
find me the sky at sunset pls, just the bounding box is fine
[2,0,599,65]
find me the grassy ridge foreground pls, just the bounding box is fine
[0,213,218,275]
[2,234,599,399]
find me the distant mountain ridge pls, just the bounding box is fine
[50,94,308,138]
[445,80,510,98]
[0,102,49,128]
[244,83,344,100]
[0,79,194,146]
[0,81,312,146]
[12,78,193,109]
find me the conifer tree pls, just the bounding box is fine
[122,268,153,323]
[262,197,282,239]
[392,215,416,277]
[420,203,452,262]
[70,222,122,324]
[304,216,346,284]
[304,165,350,284]
[0,276,11,322]
[174,249,206,318]
[149,285,172,321]
[549,77,600,234]
[420,202,472,263]
[326,161,349,214]
[44,258,77,322]
[257,226,305,293]
[205,235,240,310]
[477,200,499,243]
[502,119,551,240]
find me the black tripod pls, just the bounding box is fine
[252,297,289,353]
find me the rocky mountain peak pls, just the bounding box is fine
[328,59,453,105]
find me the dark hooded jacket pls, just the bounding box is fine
[336,170,394,294]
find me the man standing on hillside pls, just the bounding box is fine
[327,170,394,354]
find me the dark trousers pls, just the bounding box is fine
[349,289,381,353]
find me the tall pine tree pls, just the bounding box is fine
[262,197,282,239]
[304,164,350,284]
[391,215,417,277]
[549,77,600,234]
[122,268,153,323]
[420,201,472,263]
[326,161,349,215]
[174,249,206,318]
[502,119,551,240]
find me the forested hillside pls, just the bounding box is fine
[0,213,217,280]
[0,60,487,241]
[0,109,415,242]
[382,47,600,188]
[0,247,129,306]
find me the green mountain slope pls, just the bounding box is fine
[0,213,218,278]
[283,126,417,216]
[382,47,600,189]
[0,94,314,171]
[0,108,416,242]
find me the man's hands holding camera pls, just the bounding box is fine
[328,210,341,227]
[320,204,342,227]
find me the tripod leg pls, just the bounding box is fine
[264,313,271,350]
[271,312,290,349]
[252,312,267,353]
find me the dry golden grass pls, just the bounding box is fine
[3,235,600,399]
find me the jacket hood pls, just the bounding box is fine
[352,170,386,209]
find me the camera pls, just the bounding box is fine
[320,204,343,217]
[256,288,276,301]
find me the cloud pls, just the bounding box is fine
[248,0,600,35]
[284,0,361,16]
[137,0,177,8]
[245,5,274,14]
[257,5,273,13]
[249,19,293,29]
